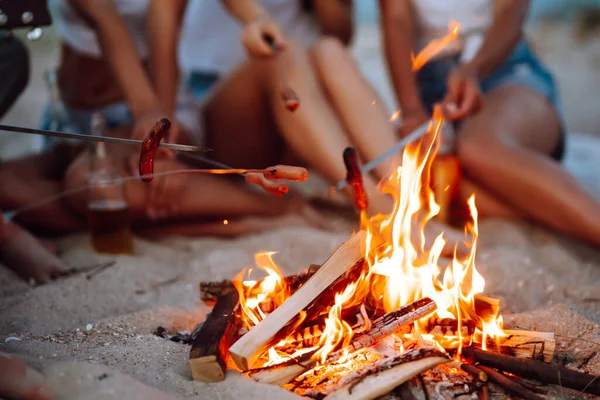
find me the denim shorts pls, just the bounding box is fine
[416,40,566,160]
[40,102,133,148]
[40,71,220,148]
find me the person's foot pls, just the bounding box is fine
[0,353,53,400]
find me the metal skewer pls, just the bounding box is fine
[0,124,211,153]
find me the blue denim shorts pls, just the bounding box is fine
[40,102,133,148]
[416,40,565,160]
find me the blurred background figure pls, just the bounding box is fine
[0,32,30,119]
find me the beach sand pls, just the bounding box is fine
[1,18,600,400]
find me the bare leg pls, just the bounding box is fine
[0,149,86,234]
[311,38,399,180]
[460,178,520,220]
[457,85,600,246]
[64,138,328,237]
[204,40,391,215]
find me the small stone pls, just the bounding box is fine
[86,324,93,331]
[4,336,21,343]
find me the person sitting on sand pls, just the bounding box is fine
[178,0,403,216]
[376,0,600,247]
[1,0,325,239]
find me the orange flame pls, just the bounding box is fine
[412,21,461,71]
[235,21,504,368]
[233,252,290,329]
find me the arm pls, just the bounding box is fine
[379,0,425,116]
[222,0,268,24]
[462,0,529,79]
[312,0,354,45]
[146,0,188,116]
[68,0,162,120]
[443,0,529,120]
[222,0,285,57]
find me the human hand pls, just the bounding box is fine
[131,156,187,220]
[398,107,430,138]
[242,15,287,58]
[442,65,484,121]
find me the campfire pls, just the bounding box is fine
[181,24,600,399]
[184,113,600,399]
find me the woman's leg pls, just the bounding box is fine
[0,148,86,234]
[311,37,399,181]
[203,40,391,215]
[457,85,600,246]
[64,141,327,237]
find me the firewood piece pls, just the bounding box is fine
[199,265,321,305]
[476,365,545,400]
[189,290,239,382]
[323,348,449,400]
[460,363,487,382]
[496,329,555,363]
[247,298,437,385]
[229,231,367,371]
[326,298,436,362]
[248,362,310,386]
[464,347,600,396]
[500,371,548,395]
[473,295,500,323]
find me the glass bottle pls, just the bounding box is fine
[430,122,463,226]
[43,69,79,154]
[86,113,134,255]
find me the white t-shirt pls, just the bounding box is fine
[411,0,492,61]
[48,0,150,59]
[178,0,321,76]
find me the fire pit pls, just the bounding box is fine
[184,114,600,399]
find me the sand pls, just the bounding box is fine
[1,15,600,400]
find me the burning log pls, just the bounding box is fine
[199,264,321,305]
[189,290,239,382]
[460,363,488,382]
[491,329,555,363]
[229,231,367,371]
[463,347,600,396]
[476,365,545,400]
[321,348,449,400]
[247,298,437,385]
[327,298,436,361]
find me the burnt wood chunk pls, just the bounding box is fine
[189,290,239,382]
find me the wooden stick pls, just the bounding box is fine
[189,290,239,382]
[460,363,488,382]
[463,347,600,396]
[326,298,436,363]
[247,298,437,385]
[500,371,549,395]
[476,365,545,400]
[229,231,367,371]
[323,348,449,400]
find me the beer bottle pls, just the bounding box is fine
[86,113,134,255]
